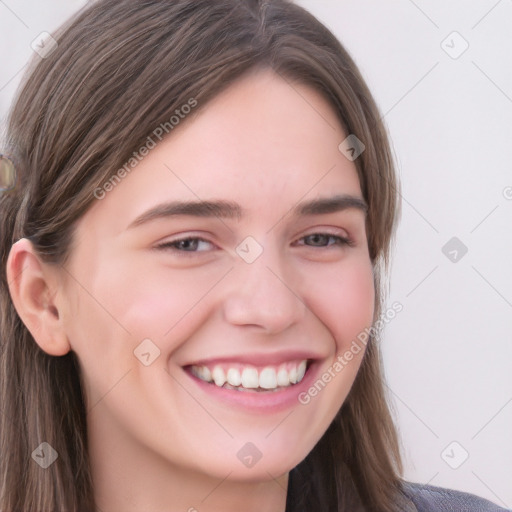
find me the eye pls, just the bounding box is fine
[155,237,215,255]
[155,232,354,257]
[296,233,354,248]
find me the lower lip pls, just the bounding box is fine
[183,362,320,413]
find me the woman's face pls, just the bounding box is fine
[60,69,374,481]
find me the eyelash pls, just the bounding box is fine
[155,233,354,256]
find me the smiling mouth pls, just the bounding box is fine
[185,359,310,393]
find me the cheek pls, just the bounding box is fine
[115,264,226,342]
[65,258,225,382]
[338,260,375,346]
[304,257,375,352]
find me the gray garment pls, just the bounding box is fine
[402,482,511,512]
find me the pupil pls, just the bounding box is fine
[181,239,197,250]
[310,234,326,246]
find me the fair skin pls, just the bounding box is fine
[7,69,374,512]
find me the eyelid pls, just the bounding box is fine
[295,225,353,242]
[299,225,350,238]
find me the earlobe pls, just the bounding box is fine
[6,238,71,356]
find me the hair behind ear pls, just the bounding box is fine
[1,210,93,511]
[0,286,94,511]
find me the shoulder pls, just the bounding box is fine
[401,481,511,512]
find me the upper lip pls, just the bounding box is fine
[182,350,325,368]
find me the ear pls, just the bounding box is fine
[6,238,71,356]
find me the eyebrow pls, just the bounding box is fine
[127,194,368,229]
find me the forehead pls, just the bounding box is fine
[81,69,362,234]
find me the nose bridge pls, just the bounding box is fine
[222,239,306,332]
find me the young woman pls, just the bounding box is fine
[0,1,508,511]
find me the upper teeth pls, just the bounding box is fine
[190,360,308,391]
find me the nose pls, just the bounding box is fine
[222,244,307,334]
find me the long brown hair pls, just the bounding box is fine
[0,1,410,510]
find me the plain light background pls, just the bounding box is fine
[1,0,511,507]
